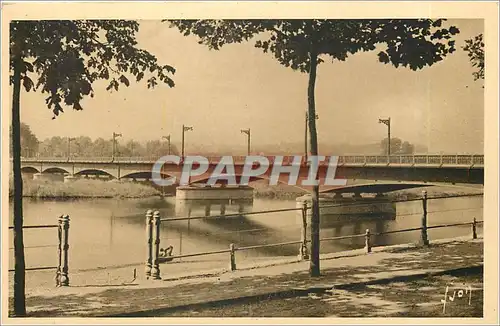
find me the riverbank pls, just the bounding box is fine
[252,183,483,200]
[8,237,484,318]
[9,178,162,199]
[9,178,483,200]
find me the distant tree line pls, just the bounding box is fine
[15,124,179,158]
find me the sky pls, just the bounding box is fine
[18,19,484,155]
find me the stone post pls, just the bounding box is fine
[299,201,309,260]
[229,243,236,271]
[145,210,153,278]
[364,229,371,253]
[472,217,478,239]
[151,210,162,280]
[56,217,63,287]
[420,190,429,246]
[58,215,70,286]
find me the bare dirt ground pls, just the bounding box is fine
[8,237,483,318]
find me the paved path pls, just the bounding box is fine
[9,237,483,317]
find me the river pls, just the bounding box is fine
[8,194,483,273]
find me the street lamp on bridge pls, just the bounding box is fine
[67,137,76,162]
[181,125,193,158]
[378,117,391,156]
[305,111,319,162]
[240,128,251,155]
[162,135,171,155]
[112,132,122,161]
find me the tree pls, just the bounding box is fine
[10,123,39,158]
[168,19,459,277]
[380,137,415,155]
[463,33,484,81]
[401,141,415,154]
[73,136,93,157]
[10,20,175,316]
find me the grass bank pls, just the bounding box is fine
[9,178,162,199]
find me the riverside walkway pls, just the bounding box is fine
[9,236,483,318]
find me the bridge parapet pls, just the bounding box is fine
[337,154,483,167]
[20,154,484,167]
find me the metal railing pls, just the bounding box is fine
[20,154,484,167]
[8,215,70,287]
[144,192,484,279]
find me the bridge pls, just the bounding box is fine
[20,154,484,193]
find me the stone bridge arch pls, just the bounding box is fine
[74,169,116,179]
[121,171,177,181]
[21,166,40,174]
[42,167,70,175]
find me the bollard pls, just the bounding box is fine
[420,190,429,246]
[56,217,63,287]
[58,215,70,286]
[145,210,153,279]
[151,210,162,280]
[364,229,371,253]
[229,243,236,271]
[472,217,478,239]
[299,202,309,260]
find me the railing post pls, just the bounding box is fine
[58,215,70,286]
[151,210,161,280]
[364,229,371,253]
[440,155,443,165]
[299,202,309,260]
[145,210,153,279]
[229,243,236,271]
[56,216,63,287]
[472,217,478,239]
[420,191,429,246]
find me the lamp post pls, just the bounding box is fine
[240,128,251,155]
[181,125,193,158]
[162,135,171,155]
[305,111,319,162]
[67,137,75,162]
[378,117,391,157]
[112,132,122,161]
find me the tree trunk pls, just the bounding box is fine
[307,45,321,277]
[12,53,26,316]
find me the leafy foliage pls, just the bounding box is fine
[463,33,484,81]
[380,137,415,155]
[168,19,459,72]
[10,20,176,118]
[9,123,39,157]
